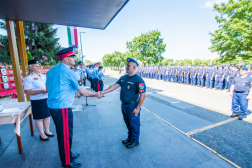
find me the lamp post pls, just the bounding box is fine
[79,32,85,62]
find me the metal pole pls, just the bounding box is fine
[79,32,85,62]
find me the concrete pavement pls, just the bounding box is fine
[0,77,235,168]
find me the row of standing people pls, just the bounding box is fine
[137,65,252,91]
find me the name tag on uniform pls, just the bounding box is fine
[33,78,38,80]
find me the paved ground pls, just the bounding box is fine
[0,70,251,167]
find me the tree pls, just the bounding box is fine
[201,59,211,65]
[209,0,252,62]
[126,30,166,66]
[193,59,201,65]
[0,20,61,65]
[184,59,192,65]
[84,60,93,65]
[0,35,11,64]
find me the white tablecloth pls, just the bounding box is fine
[0,102,31,136]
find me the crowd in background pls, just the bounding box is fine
[137,65,252,92]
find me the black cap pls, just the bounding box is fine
[28,60,39,65]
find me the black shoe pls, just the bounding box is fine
[40,136,49,141]
[230,113,238,117]
[71,153,80,160]
[44,132,55,137]
[122,138,130,145]
[238,115,244,120]
[62,161,82,168]
[126,141,139,148]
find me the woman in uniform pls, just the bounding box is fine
[229,67,252,120]
[23,60,54,141]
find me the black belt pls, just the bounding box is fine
[230,78,234,79]
[234,91,248,93]
[122,100,138,105]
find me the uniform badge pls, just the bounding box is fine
[33,78,38,80]
[243,83,245,86]
[139,83,144,90]
[78,80,82,86]
[127,85,130,89]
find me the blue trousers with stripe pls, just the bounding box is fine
[49,108,74,166]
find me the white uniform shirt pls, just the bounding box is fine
[23,73,48,100]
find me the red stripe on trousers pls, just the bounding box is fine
[66,108,70,165]
[98,80,100,91]
[62,109,70,165]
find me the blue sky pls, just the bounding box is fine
[0,0,228,62]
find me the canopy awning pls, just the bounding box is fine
[0,0,129,29]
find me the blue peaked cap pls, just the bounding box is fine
[241,67,248,71]
[127,58,139,66]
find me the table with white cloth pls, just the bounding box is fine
[0,102,34,153]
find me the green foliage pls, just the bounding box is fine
[84,60,93,65]
[102,51,127,67]
[0,34,11,64]
[201,59,211,65]
[209,0,252,61]
[126,30,166,66]
[161,58,174,66]
[0,20,61,65]
[184,59,192,65]
[27,51,33,61]
[193,59,202,65]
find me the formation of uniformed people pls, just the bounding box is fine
[86,62,105,92]
[137,64,252,120]
[46,47,102,168]
[137,65,252,92]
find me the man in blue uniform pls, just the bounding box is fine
[102,58,146,148]
[223,66,229,90]
[215,66,224,90]
[229,67,252,120]
[46,47,102,168]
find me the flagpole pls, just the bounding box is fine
[79,32,85,62]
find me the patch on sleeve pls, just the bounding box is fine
[78,80,82,86]
[139,83,144,90]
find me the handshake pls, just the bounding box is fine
[96,91,106,99]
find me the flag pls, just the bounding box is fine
[67,26,78,48]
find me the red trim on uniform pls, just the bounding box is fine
[66,108,70,165]
[58,51,74,59]
[62,109,68,165]
[98,79,100,91]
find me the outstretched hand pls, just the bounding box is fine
[97,91,102,99]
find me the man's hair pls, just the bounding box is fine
[60,58,65,62]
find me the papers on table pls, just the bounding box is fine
[0,107,25,115]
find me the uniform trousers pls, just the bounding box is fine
[228,78,234,91]
[210,77,215,88]
[186,75,190,84]
[98,80,104,91]
[173,75,177,82]
[206,76,211,88]
[224,77,228,89]
[49,108,74,166]
[168,73,171,81]
[90,78,94,89]
[215,78,223,89]
[193,77,197,85]
[94,78,98,92]
[178,73,182,83]
[121,102,140,142]
[232,91,249,116]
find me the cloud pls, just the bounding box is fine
[205,0,228,8]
